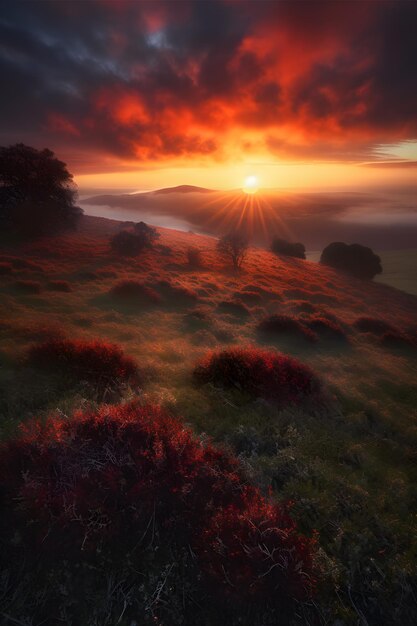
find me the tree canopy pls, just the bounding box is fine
[320,242,382,280]
[0,143,82,237]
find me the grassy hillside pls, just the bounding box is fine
[0,215,416,624]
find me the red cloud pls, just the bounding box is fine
[2,0,416,170]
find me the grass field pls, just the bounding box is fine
[1,215,416,624]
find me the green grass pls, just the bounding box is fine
[0,217,416,624]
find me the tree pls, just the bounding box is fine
[271,237,306,259]
[110,222,159,257]
[0,143,82,237]
[320,241,382,280]
[134,221,160,247]
[217,231,249,270]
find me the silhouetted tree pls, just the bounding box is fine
[320,242,382,280]
[0,143,82,237]
[110,222,159,257]
[134,221,160,247]
[217,231,249,270]
[271,237,306,259]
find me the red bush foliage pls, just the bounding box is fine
[0,403,318,624]
[194,347,321,405]
[354,316,395,335]
[109,279,161,303]
[199,496,316,605]
[47,279,72,292]
[27,338,139,395]
[305,315,348,341]
[156,279,198,303]
[257,314,316,341]
[380,331,416,350]
[14,279,42,294]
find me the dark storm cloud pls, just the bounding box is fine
[0,0,416,170]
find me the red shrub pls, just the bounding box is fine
[0,403,317,624]
[288,300,317,313]
[27,338,139,396]
[14,279,42,294]
[47,279,72,292]
[257,314,316,341]
[194,347,321,405]
[305,315,348,341]
[199,495,316,606]
[354,317,395,335]
[156,279,198,304]
[109,279,161,304]
[380,331,416,350]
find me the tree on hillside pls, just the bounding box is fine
[134,221,160,247]
[217,231,249,270]
[0,143,82,237]
[271,237,306,259]
[110,222,159,257]
[320,241,382,280]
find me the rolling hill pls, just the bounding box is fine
[0,214,416,624]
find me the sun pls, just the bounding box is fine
[242,175,259,194]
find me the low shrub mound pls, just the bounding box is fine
[194,347,321,405]
[217,299,251,317]
[155,279,198,304]
[14,279,42,294]
[27,338,139,398]
[47,279,72,292]
[354,316,396,335]
[271,237,306,259]
[110,222,159,257]
[0,402,318,625]
[257,314,316,342]
[288,300,317,313]
[305,315,348,341]
[380,331,416,350]
[109,280,161,304]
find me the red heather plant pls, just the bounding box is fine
[305,315,348,341]
[354,316,396,335]
[27,338,139,397]
[47,279,72,292]
[109,279,161,303]
[257,314,316,342]
[194,347,321,406]
[0,403,318,625]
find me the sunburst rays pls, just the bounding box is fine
[196,189,296,242]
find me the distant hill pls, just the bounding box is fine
[151,184,215,195]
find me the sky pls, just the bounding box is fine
[0,0,417,192]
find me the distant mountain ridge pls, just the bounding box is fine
[151,184,216,195]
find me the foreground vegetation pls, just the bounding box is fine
[0,215,416,624]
